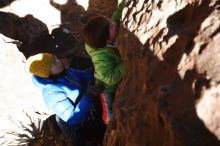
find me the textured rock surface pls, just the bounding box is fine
[104,0,220,146]
[87,0,117,18]
[1,0,220,145]
[0,0,117,59]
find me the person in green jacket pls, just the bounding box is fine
[82,0,125,124]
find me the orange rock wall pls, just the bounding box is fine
[105,0,220,146]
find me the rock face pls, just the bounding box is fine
[1,0,220,145]
[0,0,117,59]
[87,0,117,18]
[104,0,220,146]
[0,11,53,58]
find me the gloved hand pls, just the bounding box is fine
[84,83,104,100]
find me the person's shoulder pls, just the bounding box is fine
[32,75,45,88]
[95,45,116,53]
[104,45,121,55]
[32,75,53,88]
[32,75,43,83]
[85,43,96,54]
[65,67,79,74]
[64,68,82,80]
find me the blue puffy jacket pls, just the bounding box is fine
[32,68,94,125]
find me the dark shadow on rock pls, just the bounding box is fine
[30,114,68,146]
[165,0,215,55]
[0,11,54,58]
[104,0,220,145]
[86,0,117,18]
[0,0,16,8]
[49,0,87,27]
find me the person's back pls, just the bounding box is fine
[85,43,124,93]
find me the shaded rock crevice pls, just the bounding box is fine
[104,0,220,146]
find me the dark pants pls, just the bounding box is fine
[56,116,85,146]
[56,101,106,146]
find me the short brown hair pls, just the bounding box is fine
[83,16,110,48]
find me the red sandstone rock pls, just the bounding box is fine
[104,0,220,146]
[1,0,220,145]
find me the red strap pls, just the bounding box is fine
[99,93,107,124]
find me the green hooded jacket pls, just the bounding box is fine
[85,44,124,93]
[85,0,125,93]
